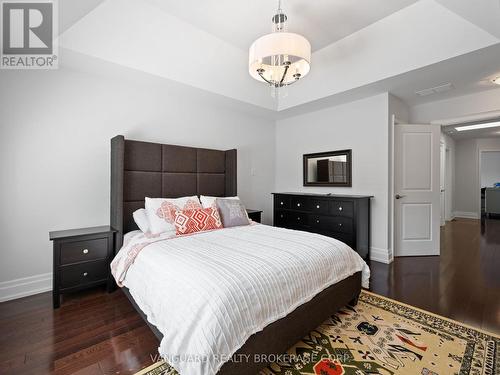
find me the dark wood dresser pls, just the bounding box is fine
[272,193,372,259]
[49,226,116,308]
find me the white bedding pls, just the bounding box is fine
[119,224,370,375]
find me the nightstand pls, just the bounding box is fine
[49,226,116,308]
[246,209,263,223]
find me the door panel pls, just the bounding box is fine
[402,203,432,240]
[402,133,432,190]
[395,124,440,256]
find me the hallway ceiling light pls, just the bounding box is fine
[455,121,500,132]
[249,0,311,92]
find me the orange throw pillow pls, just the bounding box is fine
[174,207,223,235]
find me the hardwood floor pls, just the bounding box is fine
[1,218,499,375]
[369,217,500,335]
[0,286,159,375]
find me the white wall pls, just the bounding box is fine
[409,89,500,123]
[453,138,500,218]
[275,93,391,263]
[454,139,479,217]
[440,132,455,220]
[0,61,276,301]
[481,152,500,187]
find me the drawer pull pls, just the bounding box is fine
[316,205,320,209]
[83,272,88,277]
[339,206,343,211]
[82,249,89,254]
[297,203,301,207]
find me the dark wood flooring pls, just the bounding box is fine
[370,217,500,335]
[1,218,499,374]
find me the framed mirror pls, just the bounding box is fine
[303,149,352,187]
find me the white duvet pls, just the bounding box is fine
[117,224,370,375]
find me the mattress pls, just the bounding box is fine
[113,224,370,375]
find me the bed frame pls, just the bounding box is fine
[110,135,361,375]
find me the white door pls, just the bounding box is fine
[394,124,441,256]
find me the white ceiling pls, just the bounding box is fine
[59,0,105,33]
[59,0,500,113]
[388,44,500,106]
[276,44,500,119]
[147,0,420,52]
[435,0,500,39]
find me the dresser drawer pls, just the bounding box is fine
[307,199,329,214]
[274,210,288,227]
[60,237,108,265]
[291,196,307,210]
[288,212,308,227]
[324,231,354,248]
[330,201,354,217]
[60,260,108,289]
[274,195,291,210]
[332,232,354,247]
[309,215,331,230]
[330,216,353,234]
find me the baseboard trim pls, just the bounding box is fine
[453,211,479,219]
[0,273,52,303]
[370,247,392,264]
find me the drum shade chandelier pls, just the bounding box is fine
[249,0,311,89]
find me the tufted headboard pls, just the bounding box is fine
[110,135,237,252]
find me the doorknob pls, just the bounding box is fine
[395,194,406,200]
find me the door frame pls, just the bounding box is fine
[440,141,446,227]
[390,117,441,257]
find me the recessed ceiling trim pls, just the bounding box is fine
[455,121,500,132]
[430,110,500,126]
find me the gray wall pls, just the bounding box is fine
[481,151,500,187]
[454,138,500,218]
[0,63,276,299]
[410,89,500,124]
[275,93,392,263]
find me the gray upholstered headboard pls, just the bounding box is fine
[110,135,237,252]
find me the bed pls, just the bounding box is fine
[110,135,369,375]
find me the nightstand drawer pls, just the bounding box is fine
[60,260,108,289]
[60,238,108,265]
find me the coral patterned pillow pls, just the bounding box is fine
[174,207,223,235]
[145,196,202,235]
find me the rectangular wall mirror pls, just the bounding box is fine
[303,149,352,187]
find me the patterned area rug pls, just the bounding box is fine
[135,291,499,375]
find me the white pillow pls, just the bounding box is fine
[132,208,150,233]
[145,196,202,234]
[200,195,239,209]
